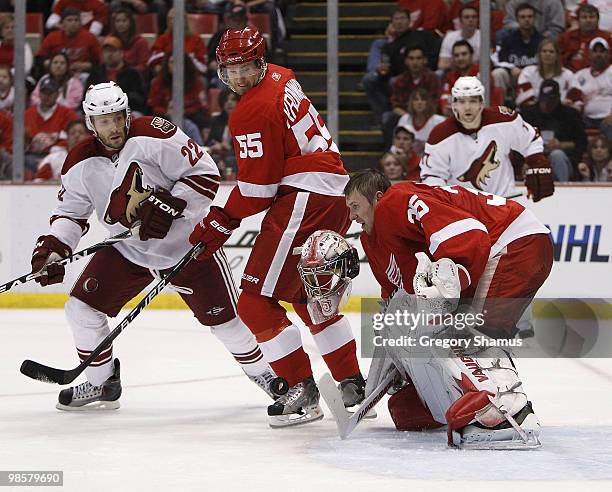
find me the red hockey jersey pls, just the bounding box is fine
[371,182,549,293]
[224,64,348,220]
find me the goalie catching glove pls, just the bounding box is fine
[524,154,554,203]
[137,188,186,241]
[31,235,72,286]
[189,206,241,261]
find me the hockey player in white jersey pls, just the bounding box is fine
[30,82,276,410]
[420,76,554,202]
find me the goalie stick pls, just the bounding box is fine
[0,228,136,294]
[319,367,399,440]
[20,242,204,385]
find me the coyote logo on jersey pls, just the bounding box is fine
[457,141,501,190]
[150,116,176,134]
[104,161,153,227]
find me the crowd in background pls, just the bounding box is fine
[366,1,611,184]
[0,0,609,185]
[0,0,288,181]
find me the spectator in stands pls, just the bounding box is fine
[379,151,412,181]
[0,108,11,179]
[226,0,283,50]
[207,4,250,88]
[492,3,541,99]
[438,5,480,72]
[388,125,421,180]
[559,4,611,72]
[516,38,574,107]
[0,64,13,112]
[34,119,88,182]
[567,37,612,139]
[30,52,83,112]
[362,7,440,124]
[440,40,481,114]
[110,8,150,74]
[148,7,208,75]
[206,89,239,178]
[148,53,209,143]
[577,135,612,181]
[45,0,108,36]
[86,36,148,116]
[521,80,587,181]
[0,14,33,75]
[382,46,440,146]
[37,7,102,77]
[585,0,611,32]
[503,0,565,39]
[110,0,169,32]
[397,87,446,156]
[397,0,449,34]
[24,77,78,178]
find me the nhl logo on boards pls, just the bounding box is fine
[150,116,176,134]
[272,72,281,81]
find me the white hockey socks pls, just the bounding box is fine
[211,317,269,376]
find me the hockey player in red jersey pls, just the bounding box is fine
[30,82,275,410]
[189,27,365,427]
[344,169,553,448]
[421,76,555,202]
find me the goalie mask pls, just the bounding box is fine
[298,230,360,324]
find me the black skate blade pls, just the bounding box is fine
[20,360,75,385]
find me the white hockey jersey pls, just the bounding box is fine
[49,116,220,270]
[420,107,544,197]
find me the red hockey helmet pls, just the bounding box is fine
[216,27,267,93]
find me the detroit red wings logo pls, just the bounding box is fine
[104,162,153,227]
[457,141,501,190]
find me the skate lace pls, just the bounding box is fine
[73,381,100,399]
[277,382,304,406]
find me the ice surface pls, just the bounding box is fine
[2,310,612,491]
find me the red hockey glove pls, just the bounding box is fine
[189,206,241,261]
[31,235,72,286]
[137,189,187,241]
[524,154,554,203]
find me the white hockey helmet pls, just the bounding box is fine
[82,82,131,135]
[298,230,360,324]
[451,76,485,102]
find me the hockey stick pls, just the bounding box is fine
[0,228,136,294]
[20,242,205,385]
[319,367,399,439]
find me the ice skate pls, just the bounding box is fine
[453,401,542,450]
[340,373,376,419]
[267,376,324,428]
[248,367,278,400]
[56,359,122,411]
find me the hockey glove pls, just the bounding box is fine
[413,253,464,313]
[524,154,554,203]
[137,188,186,241]
[189,206,241,261]
[31,235,72,286]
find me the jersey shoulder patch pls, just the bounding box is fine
[427,117,461,145]
[129,116,178,139]
[481,106,519,127]
[61,137,99,176]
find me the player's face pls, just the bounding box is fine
[452,96,483,129]
[346,191,378,234]
[92,112,127,150]
[223,61,262,95]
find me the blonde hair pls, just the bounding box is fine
[537,38,562,78]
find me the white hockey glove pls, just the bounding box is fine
[413,253,464,312]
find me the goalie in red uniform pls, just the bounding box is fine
[189,27,365,427]
[342,169,553,448]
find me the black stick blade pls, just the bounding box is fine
[20,359,76,385]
